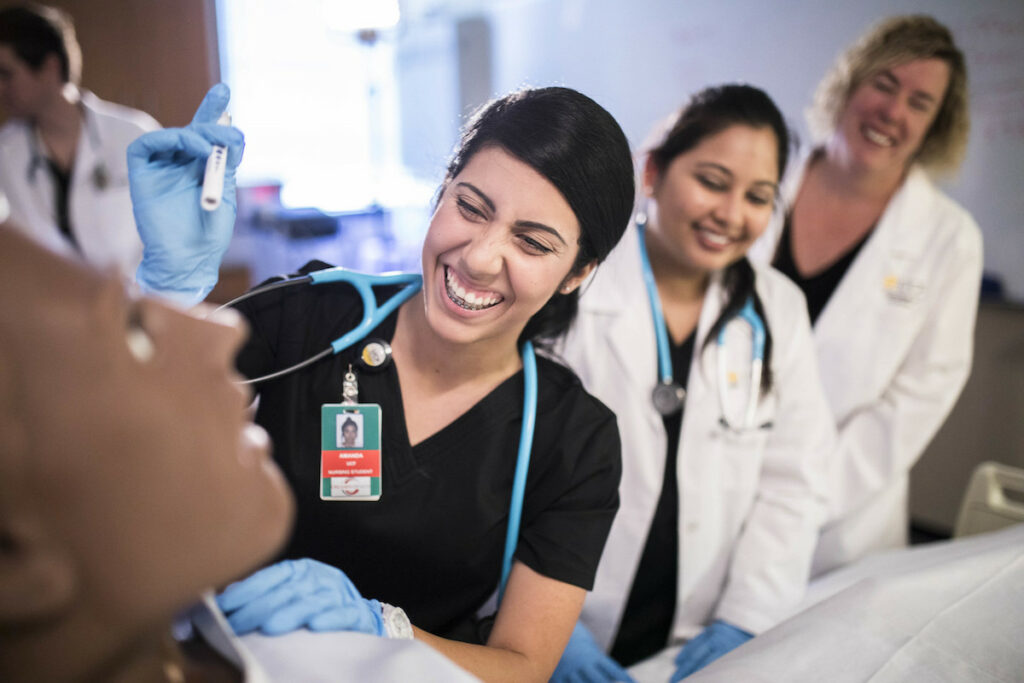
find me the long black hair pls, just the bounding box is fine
[441,87,636,349]
[647,84,792,392]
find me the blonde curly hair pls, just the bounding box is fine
[807,15,969,174]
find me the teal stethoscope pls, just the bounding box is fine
[635,211,767,429]
[221,267,535,602]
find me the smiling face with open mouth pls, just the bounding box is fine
[834,57,950,174]
[419,145,588,350]
[644,123,779,278]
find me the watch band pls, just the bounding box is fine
[381,602,414,640]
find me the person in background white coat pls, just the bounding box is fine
[552,85,834,682]
[0,4,158,278]
[751,15,983,576]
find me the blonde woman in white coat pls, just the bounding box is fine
[551,85,834,682]
[752,16,983,577]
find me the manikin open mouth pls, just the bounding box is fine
[445,266,504,311]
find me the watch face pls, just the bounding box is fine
[652,381,685,416]
[382,603,414,639]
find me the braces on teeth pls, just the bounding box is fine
[446,268,501,311]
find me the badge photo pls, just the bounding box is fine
[320,404,382,501]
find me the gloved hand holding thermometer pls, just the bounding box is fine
[200,111,231,211]
[127,83,244,307]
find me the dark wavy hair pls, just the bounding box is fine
[439,87,635,348]
[0,4,81,84]
[647,84,792,392]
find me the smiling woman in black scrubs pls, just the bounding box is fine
[127,85,635,682]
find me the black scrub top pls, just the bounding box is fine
[773,215,871,326]
[612,331,695,665]
[235,261,622,643]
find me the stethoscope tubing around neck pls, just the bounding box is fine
[498,339,536,605]
[218,268,423,385]
[635,211,768,429]
[218,266,535,602]
[635,211,675,385]
[716,297,766,428]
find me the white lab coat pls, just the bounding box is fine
[556,221,834,648]
[0,90,158,278]
[750,151,984,576]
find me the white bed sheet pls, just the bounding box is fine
[629,523,1024,683]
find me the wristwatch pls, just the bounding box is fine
[381,602,414,640]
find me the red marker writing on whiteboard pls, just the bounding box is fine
[200,111,231,211]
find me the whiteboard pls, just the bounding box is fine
[473,0,1024,300]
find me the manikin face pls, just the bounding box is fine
[833,58,951,173]
[645,124,779,276]
[0,228,293,632]
[420,145,591,349]
[0,44,54,119]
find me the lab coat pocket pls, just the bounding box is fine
[711,426,768,534]
[873,279,930,386]
[715,426,768,494]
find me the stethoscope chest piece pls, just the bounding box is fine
[358,338,393,371]
[91,164,110,191]
[652,380,685,416]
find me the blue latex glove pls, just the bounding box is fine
[127,83,244,306]
[215,558,385,637]
[550,622,636,683]
[670,620,752,681]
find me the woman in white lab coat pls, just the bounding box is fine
[751,15,983,576]
[553,85,834,682]
[0,5,158,277]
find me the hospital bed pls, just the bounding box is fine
[630,463,1024,682]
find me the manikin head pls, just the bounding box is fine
[0,227,293,681]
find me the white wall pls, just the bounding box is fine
[401,0,1024,299]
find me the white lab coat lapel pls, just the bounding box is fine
[2,124,72,256]
[587,238,734,643]
[571,223,666,648]
[675,273,731,616]
[581,222,664,429]
[813,167,934,418]
[687,274,729,410]
[26,127,61,232]
[69,92,141,271]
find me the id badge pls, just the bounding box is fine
[320,404,382,501]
